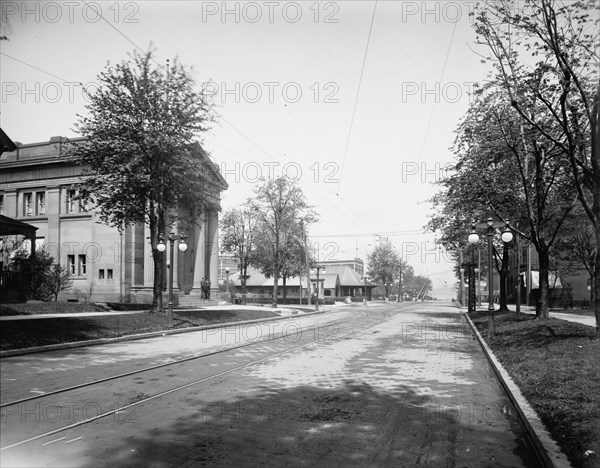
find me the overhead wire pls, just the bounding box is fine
[335,0,378,197]
[393,19,459,231]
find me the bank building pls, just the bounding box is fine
[0,135,228,304]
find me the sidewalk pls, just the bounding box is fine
[462,303,596,328]
[0,303,321,321]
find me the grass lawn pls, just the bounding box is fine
[0,308,281,351]
[0,302,111,315]
[470,311,600,468]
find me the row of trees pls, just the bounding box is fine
[366,241,433,300]
[428,0,599,334]
[220,176,317,307]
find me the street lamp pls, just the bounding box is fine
[465,226,479,313]
[225,268,230,294]
[470,218,513,337]
[157,231,188,328]
[361,275,370,306]
[313,265,326,311]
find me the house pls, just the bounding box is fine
[319,259,375,299]
[506,243,589,307]
[0,136,228,303]
[228,259,375,302]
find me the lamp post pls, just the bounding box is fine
[314,265,326,311]
[157,232,188,329]
[463,227,480,313]
[469,218,513,337]
[361,275,369,306]
[225,268,230,294]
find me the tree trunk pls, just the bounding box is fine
[498,242,510,312]
[536,250,550,319]
[282,275,287,301]
[595,225,600,338]
[241,263,248,304]
[272,267,279,308]
[149,207,165,313]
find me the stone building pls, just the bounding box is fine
[0,136,227,303]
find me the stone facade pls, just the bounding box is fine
[0,136,227,303]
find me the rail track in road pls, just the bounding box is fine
[2,305,412,452]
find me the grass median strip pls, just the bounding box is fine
[469,310,599,468]
[0,309,281,351]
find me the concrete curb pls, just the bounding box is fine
[0,310,326,358]
[463,313,572,468]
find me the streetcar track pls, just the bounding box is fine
[1,317,377,452]
[0,317,347,409]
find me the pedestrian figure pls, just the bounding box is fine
[206,280,211,299]
[201,277,208,299]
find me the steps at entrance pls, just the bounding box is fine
[176,293,227,308]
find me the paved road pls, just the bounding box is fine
[1,302,540,467]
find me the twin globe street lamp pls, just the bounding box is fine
[157,232,188,328]
[468,218,513,337]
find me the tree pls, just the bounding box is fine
[220,203,260,301]
[472,0,599,331]
[367,241,403,299]
[429,81,577,318]
[8,245,54,301]
[69,49,215,312]
[45,264,73,302]
[251,177,317,307]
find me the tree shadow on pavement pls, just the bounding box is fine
[80,380,541,468]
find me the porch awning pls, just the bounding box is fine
[0,215,38,237]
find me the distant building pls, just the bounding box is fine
[0,136,227,303]
[228,259,375,301]
[506,244,589,306]
[320,258,364,276]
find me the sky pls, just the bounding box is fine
[0,0,495,299]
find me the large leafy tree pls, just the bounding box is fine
[220,203,260,300]
[69,50,214,312]
[367,241,403,299]
[472,0,599,330]
[429,81,577,318]
[251,177,317,307]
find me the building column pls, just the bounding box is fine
[192,213,204,289]
[206,209,219,289]
[46,186,60,261]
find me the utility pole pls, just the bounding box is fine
[302,220,311,306]
[397,266,402,302]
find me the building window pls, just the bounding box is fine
[67,255,75,275]
[107,269,113,279]
[78,255,86,276]
[23,193,33,216]
[99,269,105,279]
[66,189,76,213]
[36,192,45,215]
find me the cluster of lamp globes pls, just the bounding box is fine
[467,220,514,245]
[156,236,188,253]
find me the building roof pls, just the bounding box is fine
[0,128,17,155]
[0,215,38,237]
[230,266,331,288]
[321,264,372,286]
